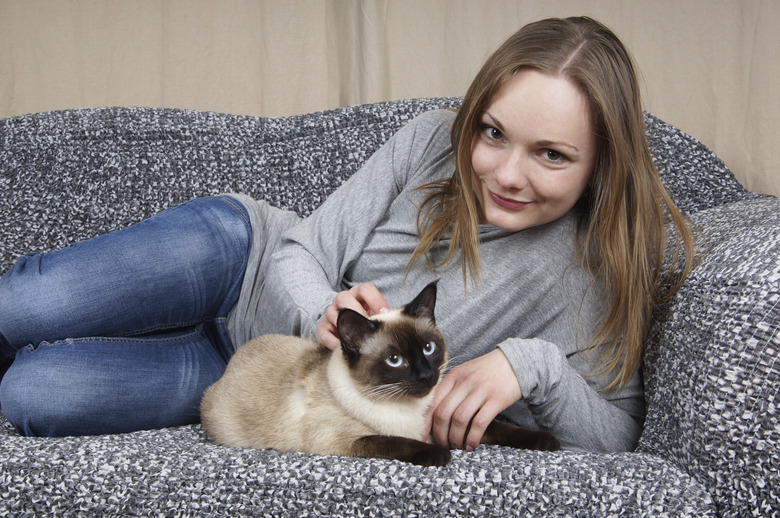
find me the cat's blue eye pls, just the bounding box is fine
[423,341,436,356]
[386,355,403,368]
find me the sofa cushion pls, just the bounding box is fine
[0,412,715,516]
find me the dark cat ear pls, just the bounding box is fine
[402,280,438,325]
[337,308,380,361]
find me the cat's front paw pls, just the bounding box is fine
[353,435,452,466]
[530,430,560,451]
[409,443,451,466]
[483,421,561,451]
[507,429,560,451]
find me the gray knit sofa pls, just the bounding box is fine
[1,98,778,517]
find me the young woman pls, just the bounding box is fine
[0,17,693,452]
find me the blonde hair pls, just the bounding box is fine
[409,17,695,390]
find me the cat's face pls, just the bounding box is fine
[337,282,447,400]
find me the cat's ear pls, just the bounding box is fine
[403,280,438,325]
[337,308,380,362]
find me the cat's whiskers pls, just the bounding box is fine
[362,383,408,401]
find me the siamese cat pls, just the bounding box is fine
[200,281,559,466]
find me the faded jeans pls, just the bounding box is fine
[0,196,251,436]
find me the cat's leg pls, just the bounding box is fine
[351,435,451,466]
[480,420,561,451]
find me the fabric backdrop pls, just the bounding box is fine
[1,0,777,197]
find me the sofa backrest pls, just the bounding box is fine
[0,98,753,274]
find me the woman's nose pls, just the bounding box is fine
[494,151,529,190]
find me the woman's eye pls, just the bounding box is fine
[543,149,567,163]
[423,341,436,356]
[481,125,504,141]
[386,355,403,368]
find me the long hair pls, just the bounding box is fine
[409,16,695,390]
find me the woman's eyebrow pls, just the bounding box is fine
[485,111,581,153]
[537,139,581,153]
[484,111,506,133]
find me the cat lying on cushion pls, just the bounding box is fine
[201,281,559,466]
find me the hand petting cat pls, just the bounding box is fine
[424,349,523,451]
[316,283,391,350]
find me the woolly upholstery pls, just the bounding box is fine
[0,99,777,517]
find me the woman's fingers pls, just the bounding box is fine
[431,377,492,450]
[429,349,523,450]
[316,283,390,350]
[315,307,341,350]
[348,283,390,316]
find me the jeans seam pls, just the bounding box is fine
[24,327,208,351]
[215,195,250,226]
[123,320,204,337]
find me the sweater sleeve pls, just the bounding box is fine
[498,337,644,452]
[267,110,454,338]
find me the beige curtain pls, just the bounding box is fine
[1,0,778,196]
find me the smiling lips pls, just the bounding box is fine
[488,190,532,210]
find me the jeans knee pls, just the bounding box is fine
[0,348,101,437]
[0,344,124,437]
[0,356,48,436]
[0,252,81,350]
[0,196,253,350]
[0,254,42,337]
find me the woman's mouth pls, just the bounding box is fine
[488,190,532,210]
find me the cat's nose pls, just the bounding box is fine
[417,370,436,386]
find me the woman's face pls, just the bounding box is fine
[470,68,597,232]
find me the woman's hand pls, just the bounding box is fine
[424,348,522,451]
[315,283,390,351]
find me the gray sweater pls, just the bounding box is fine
[227,109,643,452]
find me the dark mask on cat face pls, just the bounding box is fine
[336,281,446,400]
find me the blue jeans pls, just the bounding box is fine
[0,196,251,437]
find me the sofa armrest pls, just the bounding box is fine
[643,113,753,214]
[639,196,780,515]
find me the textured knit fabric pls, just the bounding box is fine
[0,99,776,517]
[639,196,780,516]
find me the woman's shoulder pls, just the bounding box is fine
[385,109,456,183]
[406,108,457,132]
[393,109,456,147]
[401,110,457,182]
